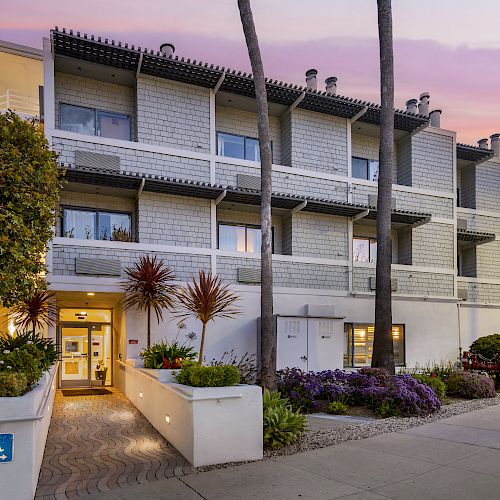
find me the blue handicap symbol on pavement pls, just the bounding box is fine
[0,433,14,463]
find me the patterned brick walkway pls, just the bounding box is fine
[35,388,195,499]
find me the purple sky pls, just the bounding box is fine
[2,0,500,144]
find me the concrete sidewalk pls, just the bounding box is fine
[87,403,500,500]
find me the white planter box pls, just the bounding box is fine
[0,364,58,500]
[121,359,263,467]
[126,358,179,383]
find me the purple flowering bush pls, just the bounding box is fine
[277,368,441,417]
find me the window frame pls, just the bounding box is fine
[61,206,133,242]
[353,236,377,263]
[59,103,132,140]
[217,221,274,253]
[344,323,406,367]
[216,131,273,162]
[352,156,380,181]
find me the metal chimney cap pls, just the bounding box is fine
[305,69,318,77]
[419,92,430,100]
[490,133,500,139]
[406,98,418,106]
[430,109,442,114]
[160,43,175,56]
[325,76,337,85]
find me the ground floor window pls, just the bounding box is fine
[344,323,405,367]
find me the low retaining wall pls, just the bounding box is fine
[0,364,58,500]
[118,359,263,467]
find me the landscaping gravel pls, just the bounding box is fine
[197,395,500,471]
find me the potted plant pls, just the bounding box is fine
[94,362,108,386]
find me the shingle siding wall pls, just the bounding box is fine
[290,109,347,175]
[397,135,412,186]
[475,159,500,212]
[291,213,348,260]
[137,193,211,247]
[217,209,283,254]
[411,223,455,268]
[52,245,210,281]
[216,256,349,290]
[56,192,135,237]
[136,75,210,152]
[53,137,211,182]
[282,215,292,255]
[411,131,454,192]
[54,73,136,138]
[460,247,477,278]
[460,165,476,209]
[280,111,292,167]
[216,106,281,165]
[353,267,454,296]
[458,281,500,303]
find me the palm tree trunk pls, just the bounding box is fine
[198,322,207,364]
[238,0,276,390]
[147,303,151,349]
[32,319,36,335]
[372,0,395,374]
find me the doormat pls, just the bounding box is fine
[62,388,112,396]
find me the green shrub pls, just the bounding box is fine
[140,339,196,369]
[175,363,240,387]
[0,344,43,386]
[412,374,447,401]
[327,401,349,415]
[470,334,500,359]
[263,389,306,448]
[0,372,28,397]
[208,350,257,384]
[446,372,496,399]
[374,400,399,417]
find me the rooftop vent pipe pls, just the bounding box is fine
[478,138,489,149]
[405,99,418,114]
[160,43,175,57]
[325,76,337,94]
[305,69,318,91]
[490,134,500,157]
[418,92,430,117]
[429,109,442,128]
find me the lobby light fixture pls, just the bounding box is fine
[86,292,95,296]
[139,392,143,398]
[165,414,171,424]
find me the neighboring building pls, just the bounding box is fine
[0,39,43,117]
[35,28,499,388]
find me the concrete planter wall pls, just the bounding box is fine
[121,359,262,467]
[126,357,180,383]
[0,364,58,500]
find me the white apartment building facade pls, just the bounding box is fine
[41,28,500,388]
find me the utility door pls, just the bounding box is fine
[276,316,308,370]
[307,318,342,371]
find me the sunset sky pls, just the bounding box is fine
[1,0,499,144]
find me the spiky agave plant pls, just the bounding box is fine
[175,270,240,364]
[121,256,176,348]
[11,289,57,334]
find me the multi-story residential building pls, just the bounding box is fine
[37,28,498,388]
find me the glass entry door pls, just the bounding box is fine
[60,322,112,388]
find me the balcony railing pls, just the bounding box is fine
[0,89,39,117]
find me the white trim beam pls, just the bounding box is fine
[349,106,368,123]
[288,92,305,113]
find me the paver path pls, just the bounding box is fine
[35,388,195,499]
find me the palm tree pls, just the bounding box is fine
[121,255,177,348]
[372,0,395,374]
[175,270,240,364]
[11,289,57,334]
[237,0,276,390]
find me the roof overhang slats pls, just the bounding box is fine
[457,229,495,245]
[64,166,430,226]
[457,144,494,163]
[51,29,428,133]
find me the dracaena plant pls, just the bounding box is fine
[11,289,57,334]
[121,256,177,348]
[175,270,240,364]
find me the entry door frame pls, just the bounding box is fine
[59,323,92,388]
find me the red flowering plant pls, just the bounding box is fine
[141,339,196,369]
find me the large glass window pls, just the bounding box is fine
[218,223,272,253]
[344,323,405,367]
[217,132,272,162]
[353,237,377,263]
[60,103,131,140]
[63,208,132,242]
[352,157,379,181]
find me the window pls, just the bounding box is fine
[353,237,377,263]
[352,157,379,181]
[63,208,132,242]
[344,323,405,367]
[60,104,131,140]
[217,132,271,162]
[218,223,273,253]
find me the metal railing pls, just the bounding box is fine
[0,89,39,116]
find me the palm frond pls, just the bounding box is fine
[175,270,241,324]
[11,290,57,332]
[121,256,177,322]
